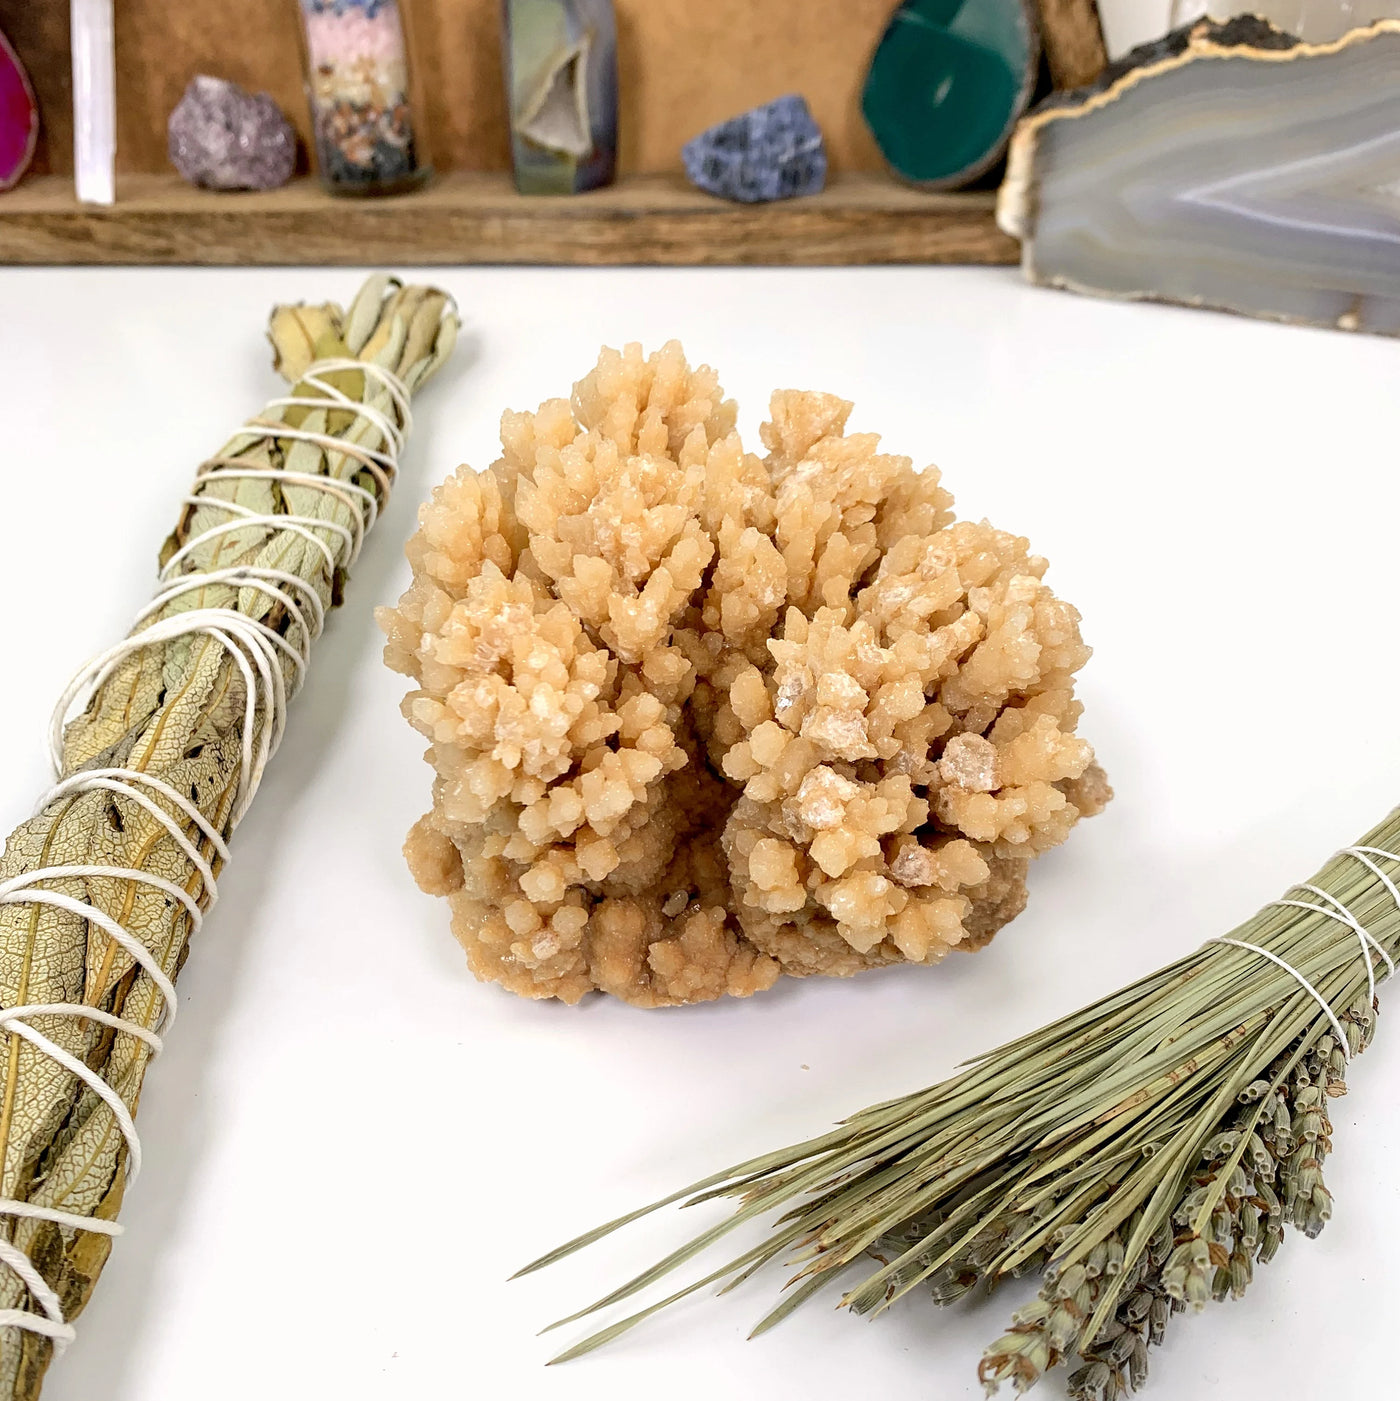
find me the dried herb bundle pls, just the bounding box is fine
[0,276,456,1399]
[525,807,1400,1398]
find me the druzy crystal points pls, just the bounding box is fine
[682,94,827,203]
[502,0,618,195]
[1171,0,1400,43]
[999,17,1400,336]
[167,75,296,191]
[862,0,1039,189]
[382,345,1109,1008]
[0,24,38,192]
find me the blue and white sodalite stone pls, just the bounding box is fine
[682,94,828,204]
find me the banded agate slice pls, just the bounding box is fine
[998,17,1400,336]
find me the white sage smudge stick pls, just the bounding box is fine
[0,275,457,1399]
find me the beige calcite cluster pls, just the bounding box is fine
[380,343,1110,1008]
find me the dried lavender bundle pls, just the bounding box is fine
[525,807,1400,1398]
[0,275,456,1399]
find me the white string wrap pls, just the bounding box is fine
[1208,844,1400,1062]
[0,356,412,1349]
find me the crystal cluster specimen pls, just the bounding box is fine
[682,94,826,203]
[167,76,297,191]
[0,23,38,192]
[381,347,1109,1007]
[998,16,1400,336]
[502,0,618,195]
[862,0,1039,189]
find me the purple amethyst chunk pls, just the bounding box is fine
[168,75,297,191]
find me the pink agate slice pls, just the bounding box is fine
[1,26,38,190]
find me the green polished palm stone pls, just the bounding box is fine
[862,0,1040,189]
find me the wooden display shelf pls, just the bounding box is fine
[0,171,1017,267]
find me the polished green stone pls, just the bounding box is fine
[862,0,1038,189]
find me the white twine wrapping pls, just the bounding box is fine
[1210,845,1400,1061]
[0,358,411,1348]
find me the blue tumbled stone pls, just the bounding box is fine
[681,94,827,204]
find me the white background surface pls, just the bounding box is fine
[1098,0,1176,55]
[1,264,1398,1401]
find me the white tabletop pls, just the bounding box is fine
[1,264,1395,1401]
